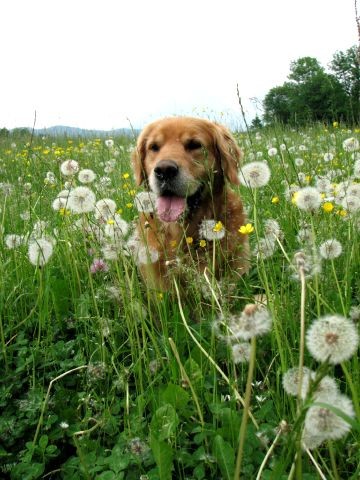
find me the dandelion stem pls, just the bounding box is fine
[174,280,258,429]
[234,336,256,480]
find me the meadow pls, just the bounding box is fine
[0,122,359,480]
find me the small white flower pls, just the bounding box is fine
[294,158,304,167]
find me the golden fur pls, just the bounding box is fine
[132,117,249,290]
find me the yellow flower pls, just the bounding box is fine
[117,208,123,215]
[107,219,115,225]
[126,203,133,209]
[213,221,224,232]
[123,172,130,179]
[333,121,339,128]
[291,191,299,204]
[129,189,136,196]
[238,223,254,235]
[158,293,163,300]
[337,209,347,217]
[186,236,193,244]
[322,202,334,213]
[305,175,311,183]
[199,239,207,248]
[170,240,177,248]
[59,208,71,216]
[271,196,280,204]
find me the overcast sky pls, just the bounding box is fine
[1,0,358,130]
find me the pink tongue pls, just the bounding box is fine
[156,196,186,222]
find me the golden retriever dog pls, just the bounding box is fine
[132,117,249,290]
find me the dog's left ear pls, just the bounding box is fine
[131,133,147,186]
[213,124,242,185]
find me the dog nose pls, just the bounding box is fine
[154,160,179,180]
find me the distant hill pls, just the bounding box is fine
[11,125,140,138]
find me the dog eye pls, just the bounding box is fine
[185,139,202,151]
[149,143,160,152]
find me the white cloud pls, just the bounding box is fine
[0,0,357,129]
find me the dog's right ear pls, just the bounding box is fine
[131,134,147,186]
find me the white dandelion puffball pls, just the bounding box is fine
[295,187,322,211]
[104,215,129,243]
[323,152,334,162]
[239,161,271,188]
[134,191,157,213]
[226,304,272,341]
[231,342,251,364]
[306,314,359,364]
[68,186,96,214]
[282,366,314,399]
[319,239,343,260]
[267,147,278,157]
[343,137,359,152]
[78,169,96,184]
[136,245,159,265]
[5,234,24,249]
[105,139,114,148]
[341,194,360,213]
[60,159,79,176]
[304,393,355,441]
[354,159,360,178]
[95,198,117,220]
[253,237,276,259]
[199,219,226,241]
[28,238,54,267]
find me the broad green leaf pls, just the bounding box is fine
[150,434,173,480]
[212,435,235,480]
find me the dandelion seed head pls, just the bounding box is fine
[343,137,359,152]
[78,168,96,184]
[134,191,157,213]
[68,186,96,214]
[282,366,314,399]
[231,342,251,363]
[28,238,54,267]
[5,234,24,249]
[95,198,117,220]
[239,161,271,188]
[223,304,272,341]
[319,239,343,260]
[199,219,225,240]
[295,187,322,211]
[304,393,355,441]
[306,314,359,364]
[60,159,79,176]
[253,237,276,259]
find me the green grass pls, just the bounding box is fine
[0,123,359,480]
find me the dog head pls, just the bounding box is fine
[132,117,242,222]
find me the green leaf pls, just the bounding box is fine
[150,434,173,480]
[212,435,235,480]
[160,384,190,413]
[150,404,179,441]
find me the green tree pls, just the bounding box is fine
[264,56,348,125]
[330,46,360,123]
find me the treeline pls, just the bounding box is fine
[260,45,360,126]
